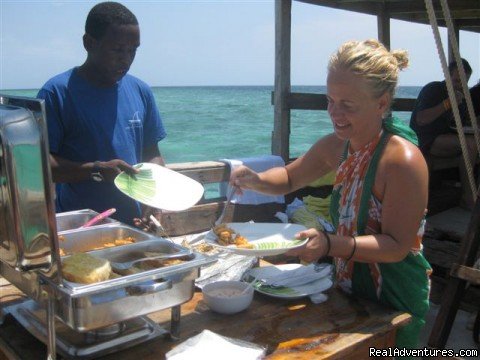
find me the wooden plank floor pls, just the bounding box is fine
[426,207,471,242]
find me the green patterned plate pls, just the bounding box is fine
[114,163,204,211]
[205,223,308,256]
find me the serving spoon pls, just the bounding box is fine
[109,250,192,272]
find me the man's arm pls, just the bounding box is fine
[50,154,138,183]
[142,143,165,166]
[415,89,464,127]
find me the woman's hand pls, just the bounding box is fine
[286,228,329,263]
[230,165,261,193]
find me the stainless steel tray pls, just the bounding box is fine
[56,209,118,233]
[50,258,205,331]
[42,224,216,331]
[57,223,154,255]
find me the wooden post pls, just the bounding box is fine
[377,3,390,49]
[448,21,460,64]
[272,0,291,162]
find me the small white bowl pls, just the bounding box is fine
[202,280,254,315]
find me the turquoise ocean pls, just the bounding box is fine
[2,86,421,164]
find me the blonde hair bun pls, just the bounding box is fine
[392,49,409,71]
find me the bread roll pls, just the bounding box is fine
[62,253,111,284]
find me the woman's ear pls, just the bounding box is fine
[377,92,390,114]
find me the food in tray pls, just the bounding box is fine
[58,236,136,256]
[112,257,187,276]
[98,236,136,248]
[62,253,112,284]
[213,223,254,249]
[181,238,217,255]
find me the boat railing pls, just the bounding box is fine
[164,161,285,236]
[271,91,417,112]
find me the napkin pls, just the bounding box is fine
[260,263,332,287]
[220,155,285,205]
[166,330,265,360]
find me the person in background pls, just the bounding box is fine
[231,39,431,351]
[410,59,477,209]
[37,1,166,227]
[470,80,480,117]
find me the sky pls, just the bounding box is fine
[0,0,479,90]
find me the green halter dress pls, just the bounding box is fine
[329,117,432,351]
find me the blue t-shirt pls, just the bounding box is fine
[410,80,466,155]
[37,68,166,225]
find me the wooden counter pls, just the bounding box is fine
[0,277,410,360]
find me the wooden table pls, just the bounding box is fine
[0,276,410,360]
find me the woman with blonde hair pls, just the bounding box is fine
[231,39,431,349]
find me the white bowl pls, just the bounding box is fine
[202,281,254,315]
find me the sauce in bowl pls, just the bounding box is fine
[207,287,243,298]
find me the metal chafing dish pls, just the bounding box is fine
[56,209,119,232]
[0,95,213,359]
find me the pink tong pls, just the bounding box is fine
[81,208,116,228]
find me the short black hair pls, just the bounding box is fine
[85,2,138,40]
[448,58,472,75]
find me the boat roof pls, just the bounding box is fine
[297,0,480,33]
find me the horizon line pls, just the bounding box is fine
[0,84,425,92]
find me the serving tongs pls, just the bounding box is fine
[109,249,193,272]
[214,186,237,226]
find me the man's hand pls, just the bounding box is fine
[133,206,162,233]
[96,159,139,182]
[454,89,465,104]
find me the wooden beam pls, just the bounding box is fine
[402,10,480,22]
[272,92,417,112]
[377,2,391,49]
[294,1,480,34]
[272,0,292,161]
[386,1,480,15]
[161,202,285,236]
[167,161,229,183]
[391,97,418,112]
[450,264,480,285]
[447,21,460,64]
[288,92,329,110]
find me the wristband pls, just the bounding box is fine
[345,235,357,261]
[321,230,331,257]
[443,99,451,111]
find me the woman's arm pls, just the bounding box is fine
[231,133,343,195]
[288,136,428,264]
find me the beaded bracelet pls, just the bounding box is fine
[345,235,357,262]
[320,230,331,257]
[443,98,451,111]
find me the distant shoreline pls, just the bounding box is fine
[0,84,423,93]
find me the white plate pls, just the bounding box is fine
[244,264,333,299]
[204,222,308,256]
[114,163,204,211]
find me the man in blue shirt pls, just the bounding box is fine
[38,2,166,226]
[410,58,477,209]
